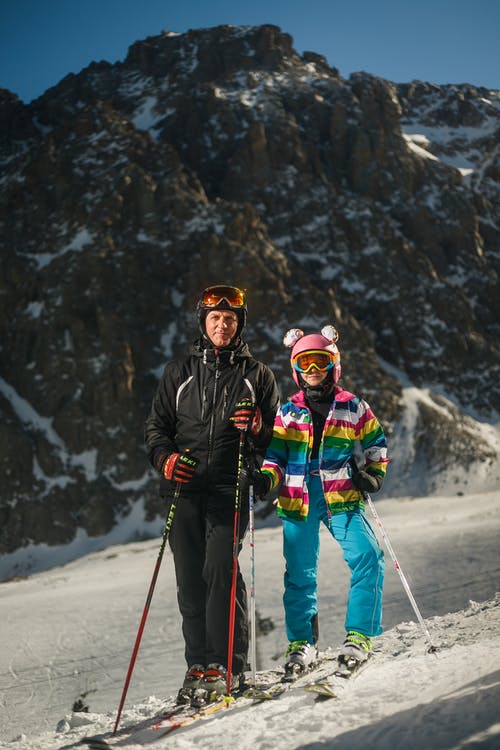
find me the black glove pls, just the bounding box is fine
[252,469,272,498]
[352,468,383,493]
[230,398,263,435]
[163,452,199,484]
[239,465,272,498]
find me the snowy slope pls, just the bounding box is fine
[1,490,500,749]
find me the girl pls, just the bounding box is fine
[258,325,389,675]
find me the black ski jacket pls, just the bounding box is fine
[144,337,280,498]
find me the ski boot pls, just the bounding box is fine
[338,631,372,672]
[283,640,318,681]
[193,663,244,706]
[176,664,205,704]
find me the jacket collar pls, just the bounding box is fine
[290,385,354,407]
[191,336,252,365]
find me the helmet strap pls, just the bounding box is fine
[300,371,335,401]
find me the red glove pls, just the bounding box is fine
[163,452,198,484]
[231,398,262,435]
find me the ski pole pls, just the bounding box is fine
[226,431,245,695]
[248,483,257,685]
[113,480,182,734]
[363,489,438,653]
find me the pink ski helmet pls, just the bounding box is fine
[284,325,341,386]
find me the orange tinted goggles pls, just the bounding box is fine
[201,285,246,307]
[293,350,337,373]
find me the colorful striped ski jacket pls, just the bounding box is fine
[261,386,389,520]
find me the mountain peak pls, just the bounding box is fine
[124,24,300,82]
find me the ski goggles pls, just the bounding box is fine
[292,350,338,373]
[200,285,246,308]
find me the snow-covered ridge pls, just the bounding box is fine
[399,82,500,190]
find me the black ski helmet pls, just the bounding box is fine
[196,284,248,342]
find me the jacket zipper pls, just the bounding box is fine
[222,385,229,420]
[207,358,220,469]
[202,386,208,421]
[319,405,334,529]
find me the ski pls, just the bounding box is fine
[77,675,278,748]
[78,702,194,748]
[304,652,373,700]
[78,653,346,746]
[154,667,329,738]
[151,659,339,739]
[157,694,241,737]
[242,657,332,701]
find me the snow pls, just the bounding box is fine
[0,378,120,487]
[130,96,160,133]
[66,229,93,252]
[0,376,66,450]
[401,116,499,179]
[403,133,440,162]
[1,489,500,749]
[23,301,44,319]
[17,229,94,270]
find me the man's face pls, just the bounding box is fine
[205,310,238,347]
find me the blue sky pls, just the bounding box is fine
[1,0,499,103]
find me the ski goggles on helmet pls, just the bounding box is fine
[292,350,338,374]
[200,285,246,308]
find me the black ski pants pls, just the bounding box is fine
[168,488,249,674]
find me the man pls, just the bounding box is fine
[144,284,279,702]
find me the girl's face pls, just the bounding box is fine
[301,369,328,387]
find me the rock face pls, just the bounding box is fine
[0,25,499,568]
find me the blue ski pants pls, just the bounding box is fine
[282,471,385,644]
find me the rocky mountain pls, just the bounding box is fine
[1,24,499,572]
